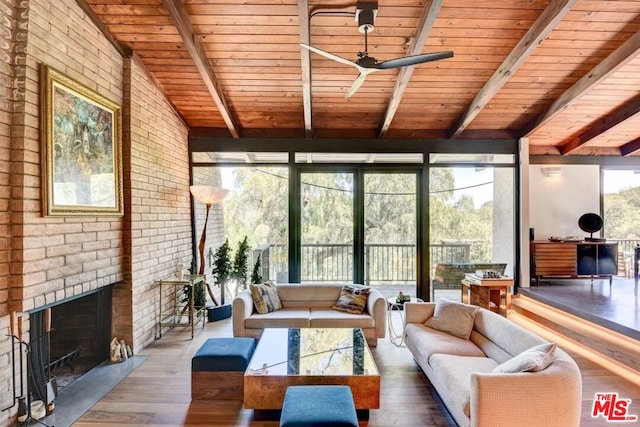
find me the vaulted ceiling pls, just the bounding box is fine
[81,0,640,155]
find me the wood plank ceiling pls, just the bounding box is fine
[82,0,640,155]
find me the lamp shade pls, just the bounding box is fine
[190,186,229,205]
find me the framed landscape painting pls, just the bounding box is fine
[40,64,123,216]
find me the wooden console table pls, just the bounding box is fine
[531,241,618,285]
[156,274,206,339]
[461,278,513,316]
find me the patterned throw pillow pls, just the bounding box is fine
[332,285,371,314]
[250,282,282,314]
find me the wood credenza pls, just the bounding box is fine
[531,241,618,284]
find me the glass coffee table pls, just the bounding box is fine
[244,328,380,419]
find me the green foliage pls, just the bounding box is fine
[233,236,250,290]
[223,168,289,250]
[251,254,263,284]
[212,239,233,290]
[182,258,206,308]
[604,187,640,239]
[429,168,493,262]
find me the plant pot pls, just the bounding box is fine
[207,304,232,322]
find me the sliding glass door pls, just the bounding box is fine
[300,172,354,283]
[364,173,417,298]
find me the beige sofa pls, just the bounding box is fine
[404,302,582,427]
[232,283,387,346]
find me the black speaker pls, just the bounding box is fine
[529,228,535,242]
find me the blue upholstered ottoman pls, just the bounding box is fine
[279,385,358,427]
[191,337,256,400]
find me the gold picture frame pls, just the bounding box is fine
[40,64,123,216]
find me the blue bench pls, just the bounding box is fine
[191,337,256,400]
[279,385,358,427]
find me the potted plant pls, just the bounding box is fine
[211,238,232,305]
[181,259,206,322]
[232,236,250,295]
[251,253,263,284]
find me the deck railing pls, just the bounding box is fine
[257,241,488,284]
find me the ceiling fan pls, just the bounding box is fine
[300,1,453,98]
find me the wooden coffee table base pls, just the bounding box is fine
[244,374,380,411]
[252,408,371,421]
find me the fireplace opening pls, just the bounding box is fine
[29,287,112,401]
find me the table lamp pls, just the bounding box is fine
[190,185,229,276]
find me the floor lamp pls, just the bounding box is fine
[190,185,229,306]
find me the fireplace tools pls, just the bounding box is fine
[1,312,22,413]
[2,311,54,426]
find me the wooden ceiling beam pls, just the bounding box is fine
[378,0,443,138]
[298,0,313,138]
[160,0,240,138]
[620,137,640,156]
[523,30,640,138]
[448,0,578,139]
[560,94,640,155]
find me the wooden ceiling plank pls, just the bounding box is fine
[523,30,640,137]
[560,94,640,154]
[298,0,313,138]
[74,0,132,57]
[448,0,579,138]
[160,0,240,138]
[378,0,443,138]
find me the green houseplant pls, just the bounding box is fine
[211,238,232,305]
[233,236,250,293]
[181,258,206,312]
[251,253,263,284]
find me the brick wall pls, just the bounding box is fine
[0,0,16,420]
[0,0,196,420]
[16,0,124,312]
[118,55,190,351]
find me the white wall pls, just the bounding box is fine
[529,164,600,240]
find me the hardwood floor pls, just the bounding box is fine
[70,313,639,427]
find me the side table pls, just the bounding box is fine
[461,278,513,317]
[387,296,423,347]
[157,274,206,339]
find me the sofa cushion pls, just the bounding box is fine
[493,342,557,373]
[244,308,311,329]
[469,331,512,364]
[278,284,343,309]
[250,282,282,314]
[473,309,547,357]
[404,323,485,362]
[332,285,371,314]
[310,309,375,329]
[429,354,499,417]
[425,298,479,339]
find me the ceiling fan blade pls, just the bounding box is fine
[345,69,377,98]
[375,51,453,70]
[299,43,358,69]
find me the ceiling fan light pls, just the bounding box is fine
[357,10,375,33]
[355,1,377,33]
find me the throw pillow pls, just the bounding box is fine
[250,282,282,314]
[332,285,371,314]
[424,298,479,339]
[492,342,557,373]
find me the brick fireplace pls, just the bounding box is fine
[28,287,113,401]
